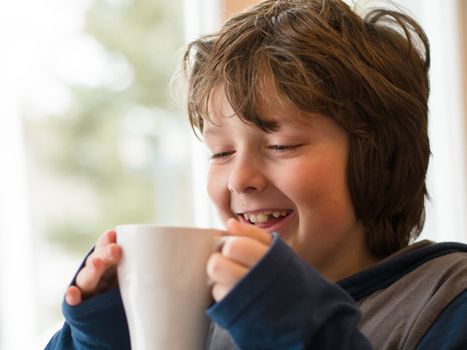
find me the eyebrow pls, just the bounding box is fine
[203,117,282,137]
[203,126,223,137]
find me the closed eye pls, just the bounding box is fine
[267,144,303,152]
[210,151,235,159]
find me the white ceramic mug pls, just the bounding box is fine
[116,225,223,350]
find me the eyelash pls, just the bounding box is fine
[267,144,302,151]
[210,151,235,159]
[210,144,302,159]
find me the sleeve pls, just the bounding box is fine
[206,233,373,350]
[44,248,130,350]
[44,288,130,350]
[416,289,467,350]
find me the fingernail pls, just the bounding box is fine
[107,245,114,256]
[213,236,228,253]
[229,217,239,223]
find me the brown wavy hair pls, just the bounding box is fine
[182,0,431,258]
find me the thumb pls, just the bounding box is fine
[226,218,272,246]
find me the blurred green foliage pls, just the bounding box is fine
[23,0,185,253]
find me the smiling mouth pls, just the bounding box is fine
[238,209,293,227]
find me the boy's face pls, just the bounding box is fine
[203,90,375,281]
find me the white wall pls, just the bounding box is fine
[401,0,467,243]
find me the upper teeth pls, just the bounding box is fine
[244,210,288,224]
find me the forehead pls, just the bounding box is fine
[203,103,317,139]
[205,82,304,129]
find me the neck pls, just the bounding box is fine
[320,227,381,282]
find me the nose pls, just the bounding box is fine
[228,154,267,194]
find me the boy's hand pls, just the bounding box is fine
[65,230,122,306]
[207,218,273,302]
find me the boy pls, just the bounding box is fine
[46,0,467,349]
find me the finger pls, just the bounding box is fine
[221,236,269,267]
[207,252,248,285]
[93,243,121,266]
[96,265,118,291]
[77,242,121,292]
[212,282,235,302]
[96,229,117,249]
[226,218,273,246]
[75,256,106,295]
[65,285,82,306]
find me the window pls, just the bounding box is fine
[0,0,194,347]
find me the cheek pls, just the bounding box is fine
[206,168,220,203]
[288,160,353,222]
[206,167,230,214]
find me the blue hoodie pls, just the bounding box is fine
[45,234,467,349]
